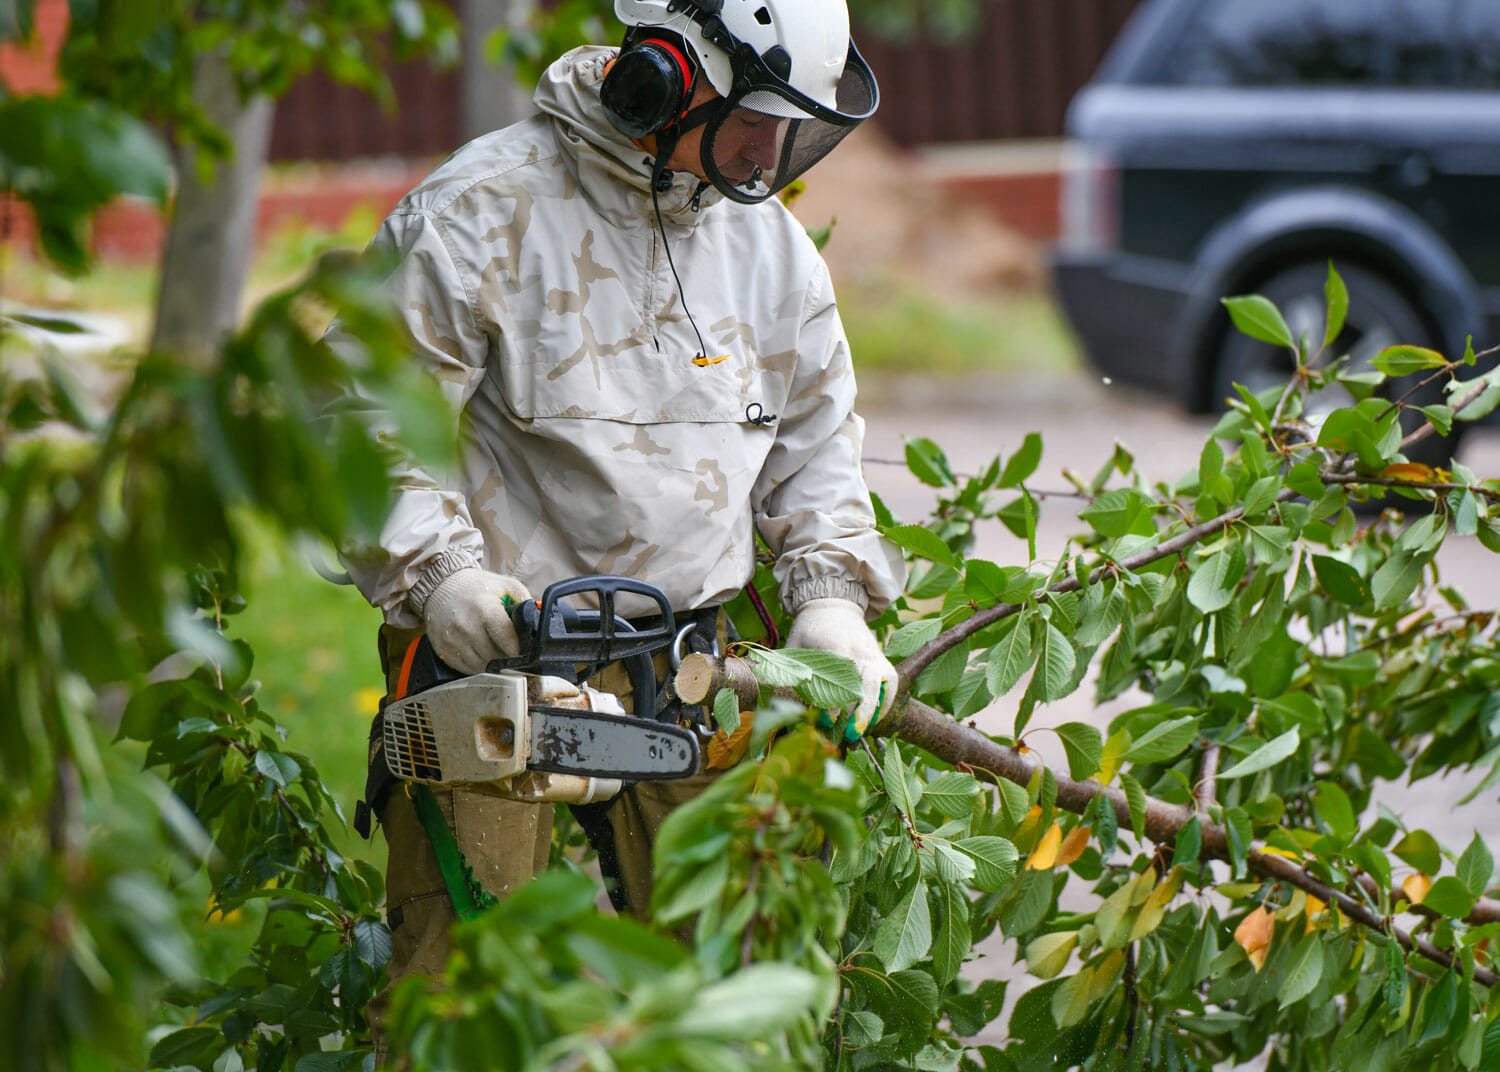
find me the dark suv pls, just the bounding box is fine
[1051,0,1500,460]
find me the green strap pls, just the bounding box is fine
[410,784,497,921]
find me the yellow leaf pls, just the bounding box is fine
[1402,872,1433,905]
[705,713,755,771]
[691,353,731,367]
[1128,867,1184,943]
[1027,823,1064,870]
[1304,894,1327,934]
[1055,825,1092,869]
[1234,906,1275,972]
[1259,845,1301,861]
[1380,462,1437,483]
[1097,730,1129,786]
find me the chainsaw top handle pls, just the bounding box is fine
[490,575,676,718]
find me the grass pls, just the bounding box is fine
[839,281,1079,378]
[231,516,388,866]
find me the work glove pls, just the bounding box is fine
[419,568,532,675]
[785,597,898,743]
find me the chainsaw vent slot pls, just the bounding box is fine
[385,700,443,782]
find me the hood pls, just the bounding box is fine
[533,45,722,224]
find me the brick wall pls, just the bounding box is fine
[0,0,64,94]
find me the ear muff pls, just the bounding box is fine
[601,36,697,140]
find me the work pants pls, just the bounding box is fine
[366,619,731,1064]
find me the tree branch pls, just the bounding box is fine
[675,657,1499,988]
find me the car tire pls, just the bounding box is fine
[1211,262,1462,472]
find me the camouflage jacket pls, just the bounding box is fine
[338,46,905,629]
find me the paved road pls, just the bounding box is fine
[857,370,1500,1049]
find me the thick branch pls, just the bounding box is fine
[887,698,1499,986]
[678,657,1499,987]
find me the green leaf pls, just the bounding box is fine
[844,1009,884,1047]
[294,1054,363,1072]
[886,617,942,659]
[1187,543,1247,614]
[1174,816,1201,869]
[352,919,393,969]
[965,559,1023,607]
[1223,294,1295,348]
[1054,721,1103,781]
[922,771,981,819]
[781,648,862,708]
[874,881,933,972]
[880,970,941,1055]
[1240,474,1282,518]
[1078,488,1147,539]
[254,749,301,788]
[1422,404,1455,437]
[985,616,1036,697]
[932,882,973,984]
[1025,931,1078,980]
[1120,772,1147,843]
[676,964,823,1038]
[882,742,918,818]
[1372,345,1449,377]
[1123,716,1198,765]
[955,836,1019,892]
[905,437,955,487]
[1312,555,1370,606]
[1457,832,1494,899]
[654,852,729,922]
[1032,624,1076,702]
[1312,782,1357,841]
[886,524,961,569]
[1372,551,1428,611]
[148,1026,221,1069]
[1421,876,1478,918]
[1324,262,1348,348]
[1218,728,1300,780]
[712,687,740,736]
[1278,933,1326,1009]
[1393,829,1443,875]
[999,432,1043,488]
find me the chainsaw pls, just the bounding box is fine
[378,575,702,806]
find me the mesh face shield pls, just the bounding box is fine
[693,40,878,204]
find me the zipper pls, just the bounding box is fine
[646,220,661,351]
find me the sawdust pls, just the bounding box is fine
[787,124,1043,299]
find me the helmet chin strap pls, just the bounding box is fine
[645,98,729,194]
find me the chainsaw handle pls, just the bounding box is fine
[525,578,672,662]
[502,575,676,715]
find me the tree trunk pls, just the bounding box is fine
[459,0,536,142]
[150,54,273,362]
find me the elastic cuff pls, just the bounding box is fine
[404,549,481,616]
[785,577,870,617]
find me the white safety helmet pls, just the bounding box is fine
[607,0,879,203]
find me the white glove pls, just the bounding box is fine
[419,568,532,675]
[785,597,898,741]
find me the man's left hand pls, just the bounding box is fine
[785,597,898,742]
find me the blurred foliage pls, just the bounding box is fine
[0,0,456,272]
[490,0,987,87]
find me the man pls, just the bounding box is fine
[333,0,904,1055]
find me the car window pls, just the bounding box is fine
[1143,0,1473,89]
[1449,0,1500,89]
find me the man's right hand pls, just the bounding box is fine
[419,568,532,674]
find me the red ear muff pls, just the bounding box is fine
[601,37,697,140]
